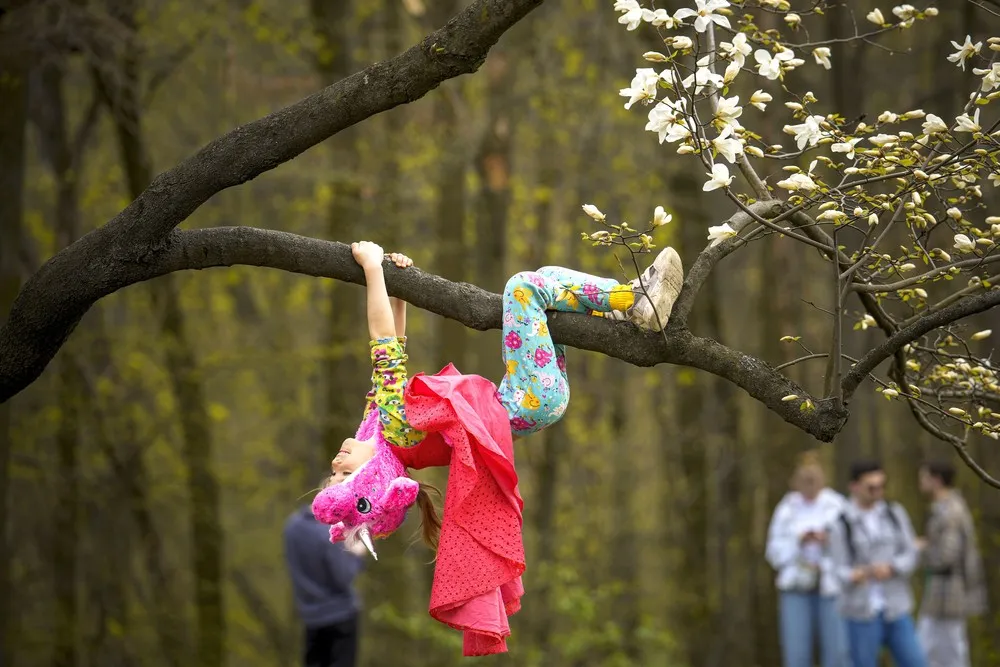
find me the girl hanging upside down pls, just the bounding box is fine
[312,240,683,656]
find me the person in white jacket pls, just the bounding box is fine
[766,451,850,667]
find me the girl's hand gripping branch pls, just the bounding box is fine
[352,241,396,341]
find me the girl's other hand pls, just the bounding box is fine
[352,241,385,270]
[388,252,413,269]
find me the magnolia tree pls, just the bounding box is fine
[575,0,1000,486]
[2,0,1000,485]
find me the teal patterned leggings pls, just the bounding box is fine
[496,266,629,438]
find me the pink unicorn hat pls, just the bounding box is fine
[311,409,420,559]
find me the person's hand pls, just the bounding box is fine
[387,252,413,269]
[813,530,828,545]
[870,563,894,581]
[849,566,869,584]
[800,530,817,545]
[915,537,927,551]
[352,241,385,271]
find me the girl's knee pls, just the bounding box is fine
[504,271,539,294]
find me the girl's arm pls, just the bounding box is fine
[390,297,406,338]
[352,242,395,340]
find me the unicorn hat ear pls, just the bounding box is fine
[379,477,420,512]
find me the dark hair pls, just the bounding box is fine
[849,459,883,482]
[921,460,956,487]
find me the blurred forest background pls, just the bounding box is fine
[4,0,1000,666]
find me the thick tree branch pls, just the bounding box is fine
[0,0,543,403]
[1,226,848,440]
[842,289,1000,398]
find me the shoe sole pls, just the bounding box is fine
[633,247,684,330]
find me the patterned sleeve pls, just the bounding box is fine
[368,336,425,449]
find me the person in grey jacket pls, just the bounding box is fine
[916,460,987,667]
[284,504,367,667]
[829,460,927,667]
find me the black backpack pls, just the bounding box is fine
[838,502,902,564]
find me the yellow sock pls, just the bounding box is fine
[609,284,635,311]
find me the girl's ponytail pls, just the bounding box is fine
[414,481,442,552]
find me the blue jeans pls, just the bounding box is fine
[779,591,849,667]
[847,612,927,667]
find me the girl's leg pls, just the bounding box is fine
[497,270,633,438]
[534,265,636,314]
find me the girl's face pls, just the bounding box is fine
[329,437,376,484]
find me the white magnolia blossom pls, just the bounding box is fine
[664,122,694,144]
[955,109,981,133]
[989,173,1000,187]
[643,7,681,28]
[784,13,801,27]
[723,60,741,84]
[754,48,795,80]
[749,89,772,111]
[669,35,694,50]
[719,33,752,66]
[682,60,725,94]
[674,0,731,33]
[816,209,846,222]
[614,0,644,30]
[948,35,983,70]
[812,47,832,70]
[645,98,688,143]
[652,205,672,227]
[712,125,744,163]
[707,222,737,246]
[954,234,976,253]
[703,163,734,191]
[878,110,899,124]
[859,314,877,330]
[866,8,886,25]
[922,113,949,134]
[784,115,826,150]
[582,204,606,221]
[714,95,743,128]
[831,137,862,159]
[619,68,662,109]
[868,133,898,147]
[776,172,819,191]
[892,4,917,20]
[974,62,1000,91]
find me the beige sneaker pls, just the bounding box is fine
[628,247,684,331]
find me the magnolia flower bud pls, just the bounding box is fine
[947,207,962,221]
[582,204,606,221]
[972,329,993,341]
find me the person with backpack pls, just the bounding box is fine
[915,460,987,667]
[829,460,927,667]
[765,451,850,667]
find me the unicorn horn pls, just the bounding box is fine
[358,525,378,561]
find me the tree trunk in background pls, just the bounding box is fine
[609,363,640,659]
[96,3,225,662]
[669,167,713,667]
[32,56,85,667]
[0,14,29,663]
[525,118,561,657]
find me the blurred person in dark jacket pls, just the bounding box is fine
[916,460,987,667]
[284,504,367,667]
